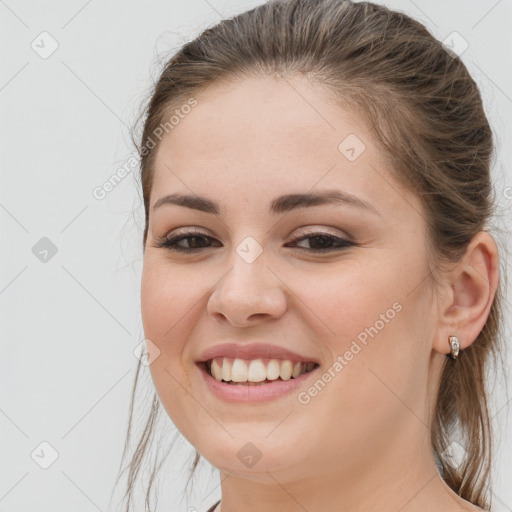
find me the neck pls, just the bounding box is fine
[214,432,475,512]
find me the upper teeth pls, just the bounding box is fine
[207,357,316,382]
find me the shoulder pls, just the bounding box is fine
[204,499,221,512]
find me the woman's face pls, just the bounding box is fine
[141,75,443,483]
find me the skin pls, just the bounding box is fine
[140,75,498,512]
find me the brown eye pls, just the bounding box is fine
[153,231,356,254]
[285,233,355,253]
[154,232,222,252]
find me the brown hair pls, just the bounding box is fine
[113,1,509,510]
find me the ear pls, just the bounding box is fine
[433,231,499,356]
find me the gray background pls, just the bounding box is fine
[1,1,511,511]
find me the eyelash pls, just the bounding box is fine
[153,230,356,254]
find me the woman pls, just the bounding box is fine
[115,1,507,510]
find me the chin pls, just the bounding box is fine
[198,438,306,478]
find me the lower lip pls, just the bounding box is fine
[196,362,320,403]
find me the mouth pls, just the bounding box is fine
[199,357,320,386]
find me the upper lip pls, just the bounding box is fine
[196,343,320,364]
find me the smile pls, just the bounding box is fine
[205,357,318,384]
[197,358,321,403]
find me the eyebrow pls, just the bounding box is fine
[152,190,380,216]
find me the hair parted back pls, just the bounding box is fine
[113,1,508,511]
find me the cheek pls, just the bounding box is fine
[140,257,205,346]
[296,256,427,404]
[305,247,429,346]
[297,258,403,348]
[140,259,205,432]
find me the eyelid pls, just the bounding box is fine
[154,225,356,254]
[161,225,351,243]
[290,225,353,241]
[164,226,212,238]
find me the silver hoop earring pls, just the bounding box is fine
[448,336,460,359]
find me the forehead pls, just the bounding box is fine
[151,75,418,221]
[157,75,367,168]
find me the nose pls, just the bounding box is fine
[206,251,288,327]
